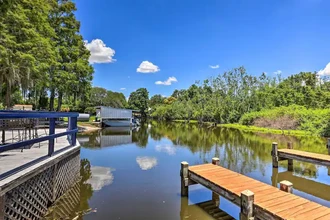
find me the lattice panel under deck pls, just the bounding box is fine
[3,150,80,220]
[53,151,80,201]
[4,166,54,220]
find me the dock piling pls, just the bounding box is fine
[271,142,278,168]
[240,190,254,220]
[287,142,293,171]
[180,161,189,196]
[212,157,220,165]
[280,180,293,193]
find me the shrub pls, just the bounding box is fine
[239,105,330,136]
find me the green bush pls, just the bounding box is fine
[239,105,330,136]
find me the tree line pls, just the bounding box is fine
[127,67,330,124]
[0,0,93,111]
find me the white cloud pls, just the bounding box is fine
[155,76,178,86]
[86,166,115,191]
[137,61,160,73]
[136,156,158,170]
[120,88,126,90]
[318,62,330,76]
[209,64,219,69]
[274,70,282,75]
[155,144,176,155]
[85,39,116,64]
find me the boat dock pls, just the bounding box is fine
[181,158,330,220]
[271,141,330,171]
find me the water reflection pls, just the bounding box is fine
[87,166,115,191]
[72,121,330,219]
[136,156,158,170]
[155,144,176,155]
[45,159,94,219]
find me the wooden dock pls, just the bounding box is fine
[181,159,330,220]
[271,141,330,171]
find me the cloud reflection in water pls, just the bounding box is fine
[155,144,176,155]
[136,156,158,170]
[87,166,115,191]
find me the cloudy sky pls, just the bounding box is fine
[76,0,330,97]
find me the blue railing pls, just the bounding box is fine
[0,111,78,156]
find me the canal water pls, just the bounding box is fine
[58,122,330,219]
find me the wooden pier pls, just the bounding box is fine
[271,141,330,171]
[181,158,330,220]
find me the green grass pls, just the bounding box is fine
[173,119,199,123]
[220,124,311,136]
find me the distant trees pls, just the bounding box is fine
[0,0,93,110]
[150,67,330,123]
[90,87,127,109]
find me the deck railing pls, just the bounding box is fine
[0,111,78,156]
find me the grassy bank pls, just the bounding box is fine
[219,124,310,136]
[240,105,330,136]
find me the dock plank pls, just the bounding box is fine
[188,163,330,220]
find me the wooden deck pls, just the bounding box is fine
[0,128,72,179]
[278,148,330,166]
[182,161,330,220]
[273,170,330,202]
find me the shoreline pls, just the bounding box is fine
[172,120,313,136]
[78,123,101,133]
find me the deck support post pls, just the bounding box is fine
[287,142,293,171]
[240,190,254,220]
[180,197,189,220]
[271,142,278,168]
[180,161,189,197]
[211,157,220,206]
[271,167,278,187]
[280,180,293,193]
[48,118,56,156]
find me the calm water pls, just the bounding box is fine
[50,122,330,219]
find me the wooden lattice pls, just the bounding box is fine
[3,150,80,220]
[53,152,80,200]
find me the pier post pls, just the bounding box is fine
[271,142,278,168]
[180,197,189,220]
[327,139,330,176]
[240,190,254,220]
[280,180,293,193]
[271,167,278,187]
[212,157,220,165]
[287,142,293,171]
[211,157,220,206]
[180,161,189,197]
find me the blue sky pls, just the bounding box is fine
[76,0,330,98]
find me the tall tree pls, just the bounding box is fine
[48,0,93,111]
[128,88,149,117]
[0,0,55,108]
